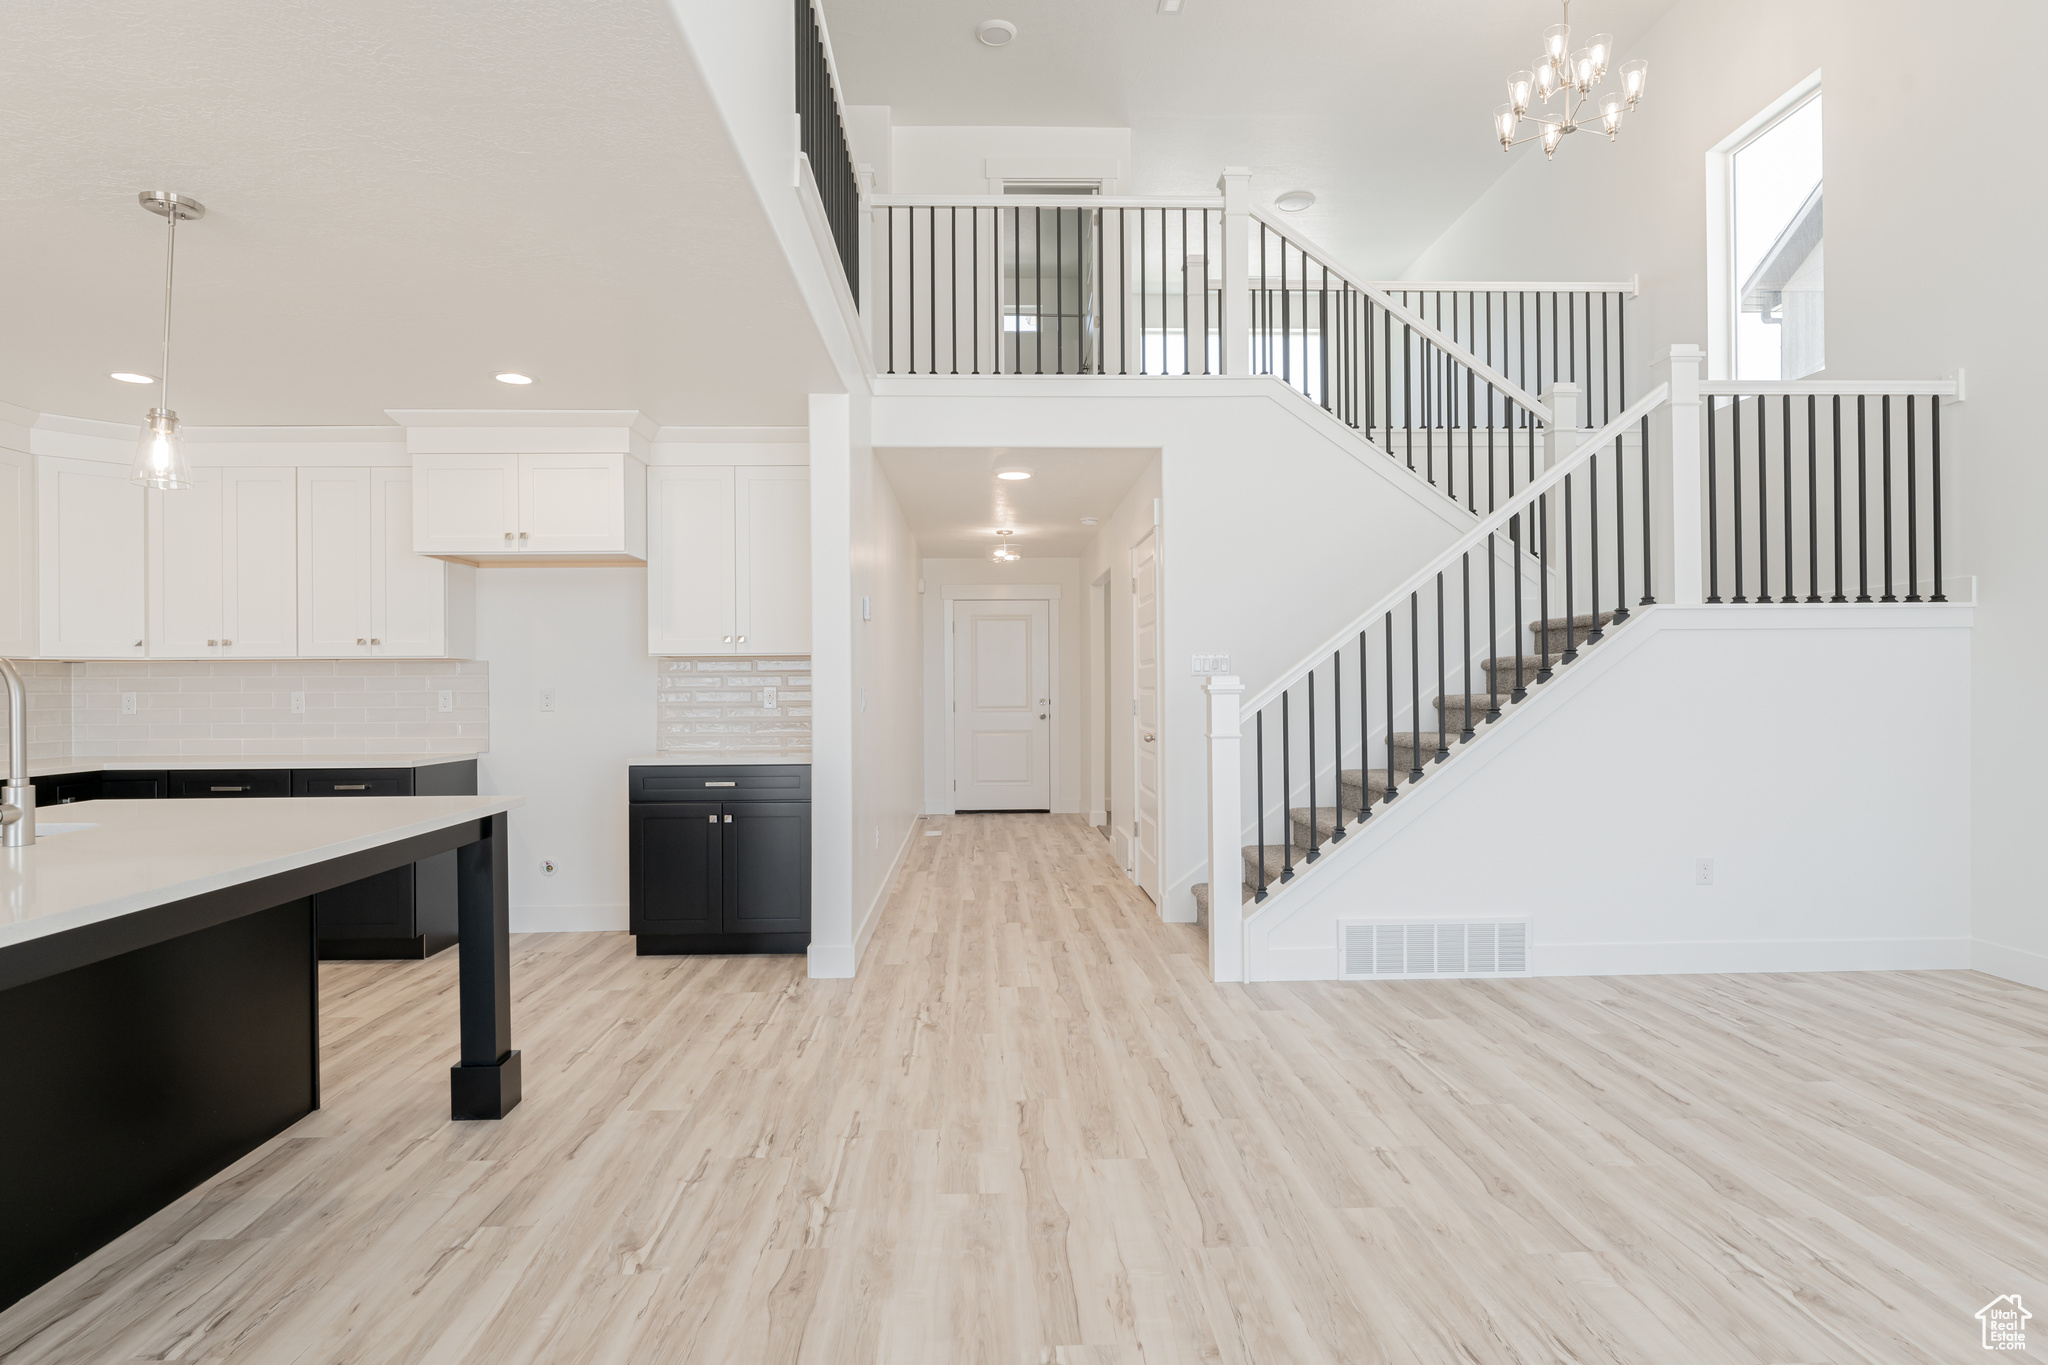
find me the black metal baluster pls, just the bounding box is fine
[1706,397,1721,601]
[1460,555,1474,741]
[1487,533,1501,722]
[1639,414,1653,604]
[1280,690,1293,882]
[1563,470,1578,662]
[972,207,980,375]
[1434,574,1449,762]
[1403,322,1415,470]
[1384,614,1398,800]
[1782,394,1796,601]
[1511,503,1527,703]
[1756,390,1769,601]
[1857,396,1871,601]
[1732,396,1746,602]
[1306,669,1319,863]
[1806,395,1821,602]
[1138,207,1147,375]
[929,205,938,375]
[1035,207,1044,375]
[950,206,959,374]
[1831,395,1846,601]
[1331,649,1345,839]
[1906,394,1921,600]
[1410,594,1424,782]
[1588,450,1602,639]
[1254,711,1266,901]
[1537,486,1553,682]
[886,205,895,374]
[1931,395,1946,601]
[1881,394,1896,601]
[1356,630,1372,824]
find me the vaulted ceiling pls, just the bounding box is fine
[822,0,1678,278]
[0,0,839,427]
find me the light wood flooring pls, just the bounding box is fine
[4,813,2045,1363]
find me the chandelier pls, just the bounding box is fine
[1493,1,1647,159]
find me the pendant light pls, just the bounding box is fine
[130,191,206,489]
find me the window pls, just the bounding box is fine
[1731,93,1823,380]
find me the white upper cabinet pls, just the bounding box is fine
[735,467,811,655]
[149,466,297,659]
[412,452,646,562]
[39,455,145,659]
[648,465,809,656]
[648,466,737,654]
[296,466,474,659]
[0,446,36,658]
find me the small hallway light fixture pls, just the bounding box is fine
[130,191,205,490]
[976,19,1016,46]
[1493,0,1646,159]
[110,372,156,384]
[995,465,1033,480]
[496,372,534,385]
[1274,190,1315,212]
[990,528,1020,562]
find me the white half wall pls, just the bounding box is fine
[1246,604,1973,981]
[874,376,1478,925]
[474,566,656,933]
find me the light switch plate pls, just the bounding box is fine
[121,692,138,715]
[1192,654,1231,676]
[539,688,556,713]
[438,690,453,713]
[288,692,304,715]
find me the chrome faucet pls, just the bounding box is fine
[1,657,33,847]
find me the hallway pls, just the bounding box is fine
[4,813,2042,1363]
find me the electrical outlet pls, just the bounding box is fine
[874,826,880,850]
[539,688,556,713]
[121,692,138,715]
[289,691,304,715]
[763,686,777,711]
[438,690,453,713]
[1695,858,1714,886]
[540,859,557,877]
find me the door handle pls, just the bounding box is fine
[1143,733,1156,742]
[1040,714,1047,720]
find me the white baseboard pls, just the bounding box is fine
[511,903,627,933]
[852,817,920,965]
[1973,938,2048,991]
[1088,808,1107,828]
[1249,936,1973,982]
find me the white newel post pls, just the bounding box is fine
[857,164,881,361]
[1218,168,1252,377]
[1204,675,1245,983]
[1541,382,1582,607]
[1665,344,1705,604]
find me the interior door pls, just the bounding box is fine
[648,466,737,653]
[723,803,810,934]
[297,467,372,656]
[413,453,519,555]
[148,468,224,658]
[221,468,298,657]
[631,803,723,934]
[520,453,620,553]
[370,467,447,656]
[1133,529,1160,902]
[734,466,810,653]
[952,598,1051,811]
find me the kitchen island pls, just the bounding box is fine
[0,794,523,1312]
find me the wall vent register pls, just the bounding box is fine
[1338,920,1529,979]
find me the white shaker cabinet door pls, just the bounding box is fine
[371,466,454,656]
[0,446,34,657]
[734,466,810,655]
[147,468,224,658]
[38,456,146,660]
[648,466,737,654]
[519,452,624,554]
[220,468,299,657]
[412,453,520,555]
[297,466,373,656]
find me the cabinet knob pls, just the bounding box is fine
[357,638,367,646]
[519,531,528,540]
[207,639,218,647]
[724,814,733,823]
[707,815,717,823]
[504,531,513,541]
[370,638,380,645]
[723,635,732,643]
[134,640,143,648]
[736,635,745,643]
[221,639,231,646]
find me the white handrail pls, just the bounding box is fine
[1698,379,1958,396]
[1372,279,1639,297]
[1248,211,1555,424]
[1241,382,1671,716]
[869,193,1224,210]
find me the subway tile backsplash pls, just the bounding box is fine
[657,657,812,758]
[2,659,490,767]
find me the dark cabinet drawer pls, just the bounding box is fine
[29,770,166,806]
[293,769,412,798]
[630,764,810,803]
[167,769,292,799]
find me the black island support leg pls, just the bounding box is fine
[451,812,521,1120]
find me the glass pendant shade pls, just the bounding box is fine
[132,408,193,489]
[1507,70,1535,116]
[1495,103,1519,148]
[1539,121,1565,158]
[1599,92,1625,137]
[1571,49,1596,92]
[1621,59,1649,105]
[1588,34,1613,78]
[1542,24,1570,67]
[1535,61,1562,100]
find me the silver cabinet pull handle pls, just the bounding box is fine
[210,785,249,792]
[705,781,736,787]
[333,784,368,791]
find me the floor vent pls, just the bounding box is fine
[1338,920,1528,979]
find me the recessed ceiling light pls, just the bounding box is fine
[1081,517,1098,526]
[110,372,156,384]
[996,466,1033,480]
[977,19,1017,46]
[1157,0,1183,11]
[994,528,1015,535]
[495,372,533,385]
[1275,190,1316,212]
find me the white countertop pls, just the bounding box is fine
[28,753,484,779]
[1,795,523,952]
[627,753,811,766]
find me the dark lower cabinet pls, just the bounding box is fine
[630,764,810,954]
[30,759,476,961]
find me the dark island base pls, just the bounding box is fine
[319,932,457,960]
[636,932,810,956]
[0,901,316,1312]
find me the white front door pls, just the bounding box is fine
[952,598,1051,811]
[1133,529,1160,903]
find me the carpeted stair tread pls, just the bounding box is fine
[1289,804,1366,841]
[1191,881,1252,924]
[1528,611,1617,637]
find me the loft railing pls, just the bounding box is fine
[869,197,1225,376]
[1200,349,1963,982]
[796,0,859,306]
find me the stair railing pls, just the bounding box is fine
[1203,361,1676,983]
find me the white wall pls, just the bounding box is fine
[1247,605,1973,980]
[874,377,1475,924]
[890,125,1132,195]
[920,556,1083,815]
[845,104,893,191]
[474,567,656,933]
[1080,458,1162,868]
[1402,0,2043,986]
